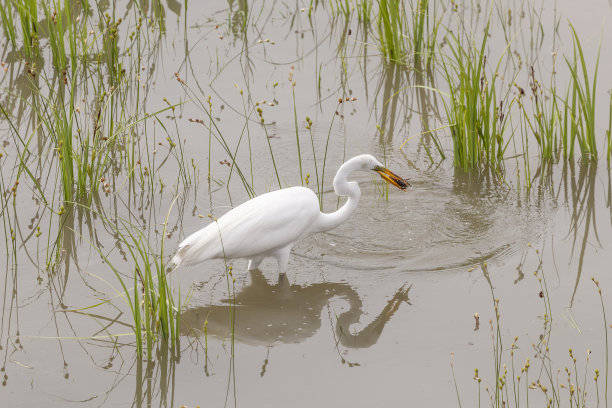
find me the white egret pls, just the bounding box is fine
[172,154,409,274]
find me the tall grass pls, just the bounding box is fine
[0,1,17,48]
[14,0,39,58]
[409,0,441,67]
[0,0,186,357]
[357,0,373,23]
[90,209,182,358]
[521,65,562,161]
[440,21,513,171]
[377,0,406,61]
[562,24,600,162]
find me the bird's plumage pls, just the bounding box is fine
[172,154,408,274]
[173,187,320,266]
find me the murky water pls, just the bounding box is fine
[1,0,612,406]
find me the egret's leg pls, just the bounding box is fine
[275,245,292,276]
[276,272,291,298]
[247,256,264,271]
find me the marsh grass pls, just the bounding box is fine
[357,0,373,23]
[464,253,610,408]
[331,0,354,20]
[440,21,514,172]
[377,0,407,61]
[521,65,562,162]
[0,0,191,359]
[89,207,183,358]
[0,1,17,49]
[607,91,612,166]
[563,24,600,162]
[409,0,441,67]
[15,0,39,58]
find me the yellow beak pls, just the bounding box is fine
[376,167,410,191]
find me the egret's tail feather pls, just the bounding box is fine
[172,244,191,267]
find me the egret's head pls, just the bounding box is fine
[359,154,410,191]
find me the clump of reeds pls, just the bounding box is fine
[91,210,182,358]
[15,0,40,59]
[377,0,407,61]
[409,0,441,67]
[562,24,600,162]
[440,21,513,172]
[357,0,373,23]
[520,64,562,162]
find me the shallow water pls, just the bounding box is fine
[1,0,612,406]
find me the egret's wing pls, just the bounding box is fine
[173,187,319,266]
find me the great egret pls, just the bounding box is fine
[172,154,409,274]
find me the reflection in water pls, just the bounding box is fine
[375,62,408,145]
[181,270,410,349]
[134,342,179,408]
[561,163,599,306]
[412,61,444,161]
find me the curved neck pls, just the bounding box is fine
[336,285,410,349]
[314,161,362,232]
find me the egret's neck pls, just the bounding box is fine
[314,160,362,232]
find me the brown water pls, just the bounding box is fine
[1,1,612,406]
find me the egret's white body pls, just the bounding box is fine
[172,154,408,274]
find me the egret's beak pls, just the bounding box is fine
[374,166,410,190]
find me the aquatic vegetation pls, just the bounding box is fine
[439,21,513,172]
[520,65,562,162]
[357,0,373,23]
[607,92,612,166]
[460,257,610,408]
[15,0,39,58]
[562,24,600,162]
[409,0,442,67]
[0,0,611,406]
[88,207,183,358]
[377,0,407,61]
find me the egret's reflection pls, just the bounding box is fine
[181,270,411,348]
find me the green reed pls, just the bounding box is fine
[42,1,68,72]
[90,208,181,358]
[305,116,321,202]
[14,0,39,58]
[607,91,612,167]
[357,0,373,23]
[410,0,440,67]
[290,73,304,185]
[258,107,282,189]
[563,24,600,162]
[440,22,513,172]
[521,65,561,161]
[0,1,17,48]
[181,83,257,196]
[332,0,353,20]
[377,0,406,61]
